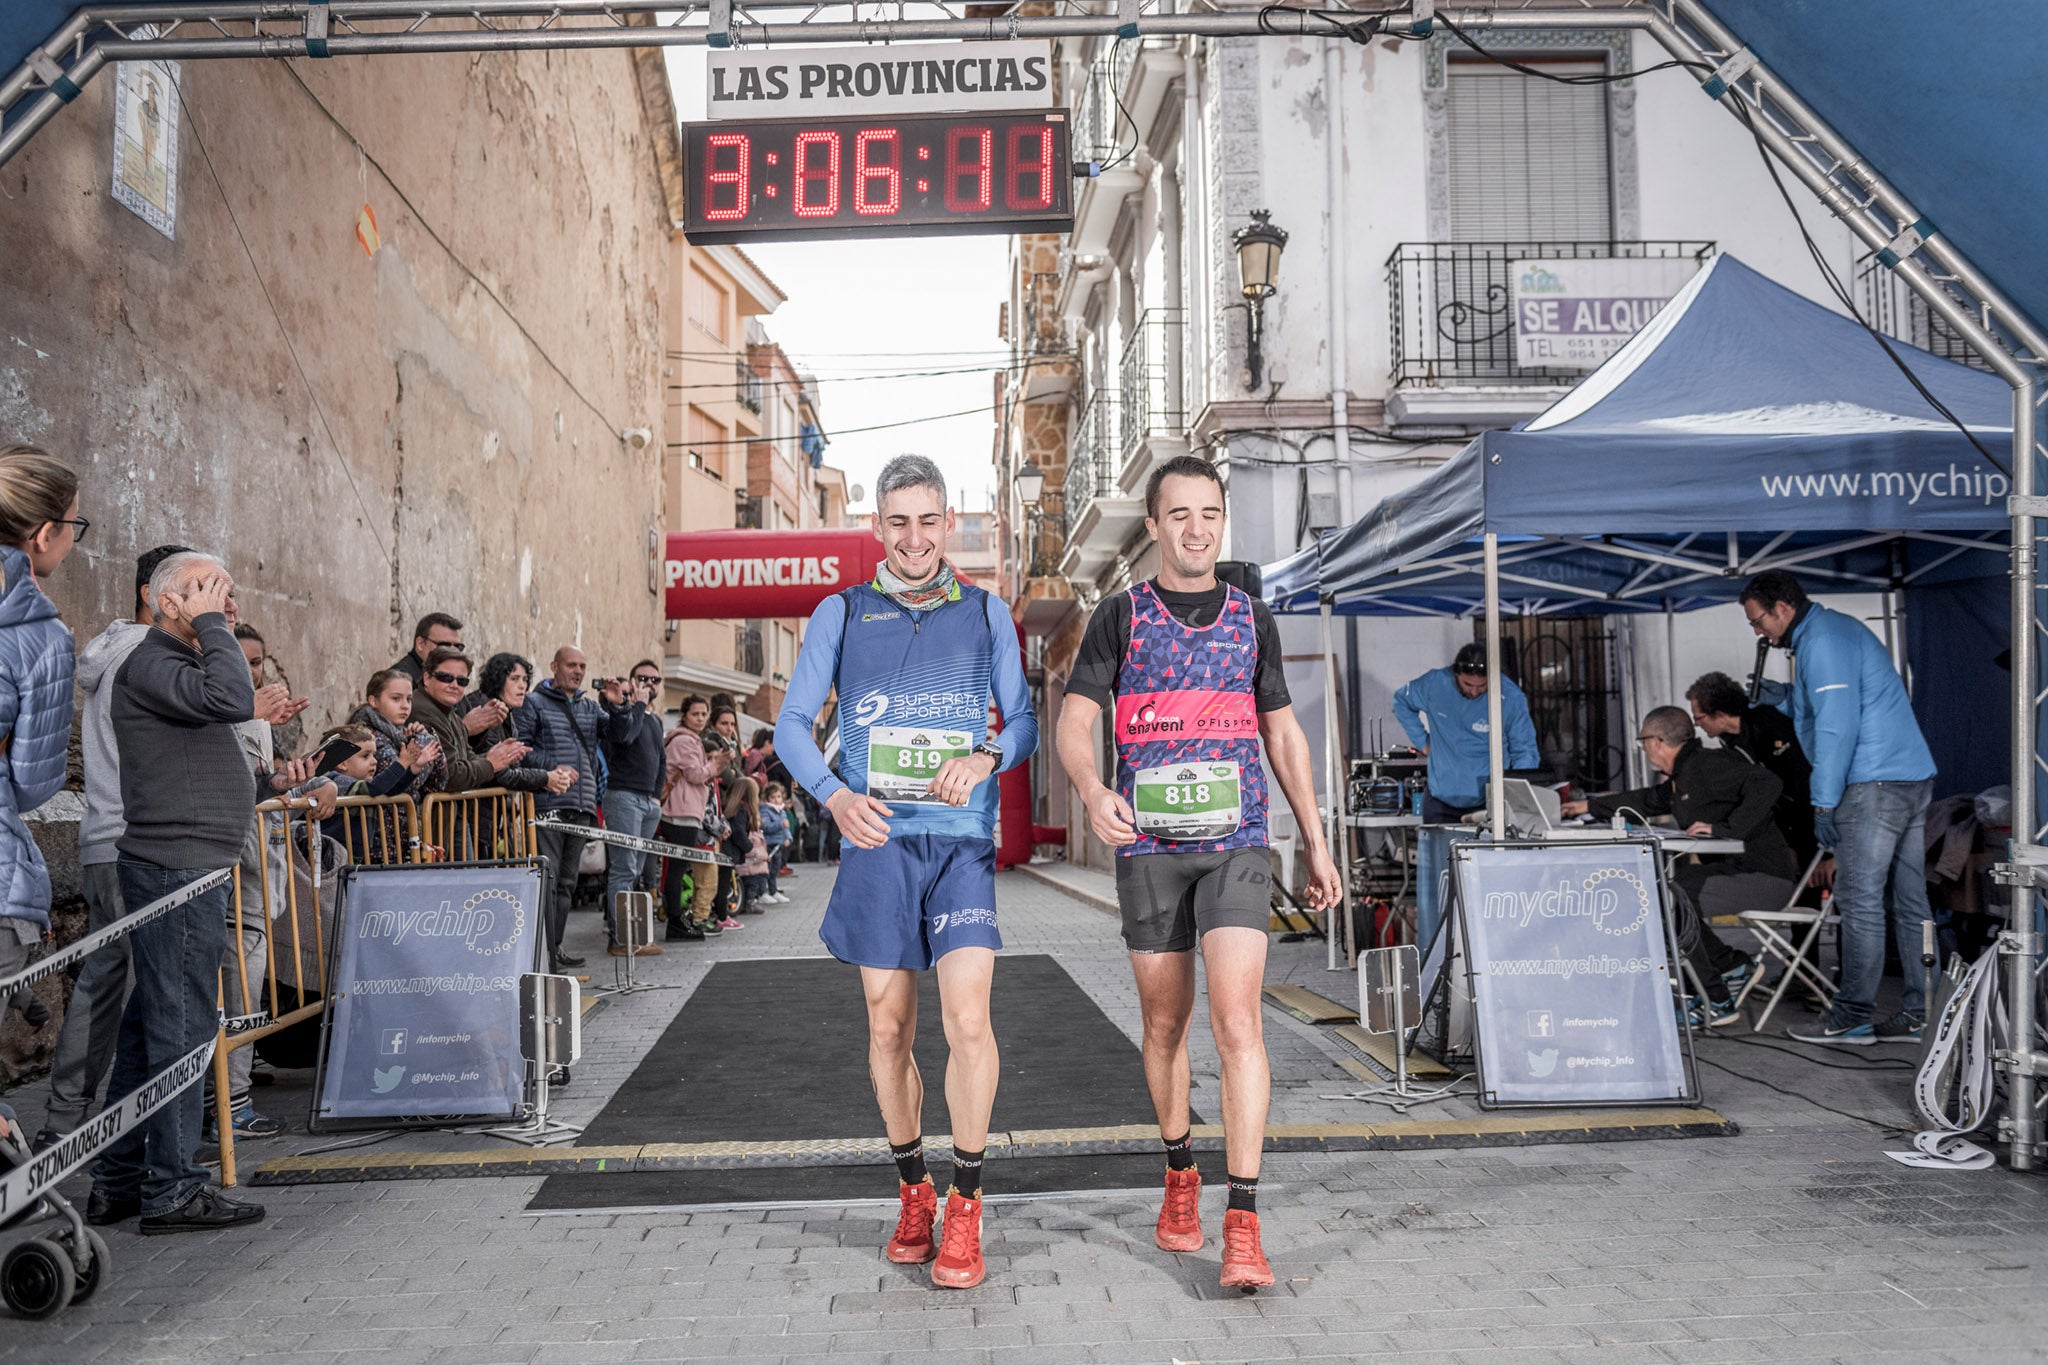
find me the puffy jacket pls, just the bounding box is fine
[0,547,76,928]
[760,802,790,847]
[514,681,603,814]
[1392,666,1540,808]
[454,693,552,795]
[661,724,722,824]
[1781,603,1935,809]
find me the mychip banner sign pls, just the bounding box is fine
[313,862,543,1129]
[707,40,1052,119]
[1510,256,1702,369]
[1452,840,1695,1107]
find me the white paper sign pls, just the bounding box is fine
[1510,257,1702,370]
[706,41,1052,119]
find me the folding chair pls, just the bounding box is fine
[1731,851,1835,1032]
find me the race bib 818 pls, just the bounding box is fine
[1132,762,1243,840]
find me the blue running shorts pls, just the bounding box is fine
[820,834,1001,971]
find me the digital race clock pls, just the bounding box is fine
[681,109,1073,244]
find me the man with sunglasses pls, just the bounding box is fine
[1393,643,1540,823]
[599,660,669,953]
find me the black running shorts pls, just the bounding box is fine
[1113,847,1272,954]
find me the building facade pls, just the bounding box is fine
[996,24,1907,872]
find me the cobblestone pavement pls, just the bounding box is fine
[4,860,2048,1363]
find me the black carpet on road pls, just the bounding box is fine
[528,953,1190,1210]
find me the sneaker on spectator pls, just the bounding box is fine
[1719,957,1760,995]
[718,916,743,930]
[1873,1011,1924,1043]
[1787,1014,1874,1046]
[231,1104,283,1139]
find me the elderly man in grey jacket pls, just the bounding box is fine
[88,553,266,1235]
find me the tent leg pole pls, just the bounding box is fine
[1484,535,1506,840]
[1664,599,1678,712]
[2008,380,2040,1173]
[1321,600,1349,970]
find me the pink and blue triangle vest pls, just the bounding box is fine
[1113,580,1269,856]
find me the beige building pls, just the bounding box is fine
[0,41,683,723]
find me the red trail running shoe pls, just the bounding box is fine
[1219,1208,1274,1292]
[931,1189,986,1289]
[885,1180,938,1264]
[1155,1167,1204,1252]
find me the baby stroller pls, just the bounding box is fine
[0,1103,111,1319]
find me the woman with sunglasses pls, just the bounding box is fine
[0,444,85,1032]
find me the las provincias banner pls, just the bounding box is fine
[665,528,885,621]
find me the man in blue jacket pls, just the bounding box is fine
[1393,643,1540,822]
[1742,569,1935,1045]
[776,454,1036,1293]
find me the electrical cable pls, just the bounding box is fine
[664,355,1076,392]
[1692,1055,1912,1134]
[168,70,393,569]
[1095,38,1143,176]
[1707,1032,1915,1072]
[669,400,995,446]
[279,62,625,440]
[1434,13,1712,84]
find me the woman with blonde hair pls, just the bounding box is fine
[0,443,84,1030]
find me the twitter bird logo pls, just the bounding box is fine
[1526,1048,1559,1078]
[372,1064,406,1094]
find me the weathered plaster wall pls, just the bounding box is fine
[0,44,673,726]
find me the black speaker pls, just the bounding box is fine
[1215,560,1263,597]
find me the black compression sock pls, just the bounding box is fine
[1162,1131,1196,1172]
[890,1137,929,1188]
[950,1147,985,1200]
[1226,1172,1258,1214]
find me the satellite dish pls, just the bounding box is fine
[850,483,866,504]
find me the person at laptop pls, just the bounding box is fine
[1562,706,1796,1027]
[1393,643,1538,823]
[1685,670,1817,868]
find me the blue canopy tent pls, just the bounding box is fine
[1264,253,2012,893]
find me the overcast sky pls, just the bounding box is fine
[665,44,1009,515]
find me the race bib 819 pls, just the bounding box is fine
[867,725,971,804]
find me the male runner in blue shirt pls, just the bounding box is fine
[776,455,1037,1291]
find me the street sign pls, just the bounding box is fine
[707,41,1052,120]
[1358,944,1421,1035]
[682,109,1072,244]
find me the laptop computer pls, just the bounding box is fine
[1491,777,1617,840]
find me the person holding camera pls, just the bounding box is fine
[599,660,668,954]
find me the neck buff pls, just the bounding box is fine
[875,556,959,613]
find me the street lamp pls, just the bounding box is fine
[1233,209,1288,391]
[1016,459,1046,505]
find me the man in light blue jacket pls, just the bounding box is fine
[1742,569,1935,1045]
[1393,643,1540,822]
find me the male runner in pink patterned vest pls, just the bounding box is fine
[1057,455,1341,1292]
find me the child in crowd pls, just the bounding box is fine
[353,669,446,799]
[297,720,437,861]
[721,775,760,924]
[759,782,792,904]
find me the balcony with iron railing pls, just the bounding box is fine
[1025,489,1067,581]
[1059,388,1146,582]
[1117,308,1188,487]
[737,356,764,414]
[1383,240,1714,428]
[735,623,764,677]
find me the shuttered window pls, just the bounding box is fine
[1444,59,1613,242]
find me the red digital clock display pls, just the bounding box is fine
[682,110,1072,244]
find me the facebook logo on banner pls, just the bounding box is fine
[1528,1011,1554,1039]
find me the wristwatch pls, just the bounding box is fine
[971,740,1004,766]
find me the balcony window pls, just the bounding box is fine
[1445,59,1613,242]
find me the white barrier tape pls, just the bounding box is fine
[0,1033,218,1223]
[223,1011,272,1037]
[532,817,737,867]
[1912,949,2002,1137]
[0,867,234,998]
[1887,1130,1997,1171]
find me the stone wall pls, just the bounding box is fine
[0,39,681,1085]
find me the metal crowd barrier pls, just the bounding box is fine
[419,787,538,863]
[210,789,528,1186]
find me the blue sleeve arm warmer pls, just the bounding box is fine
[775,597,849,807]
[986,594,1038,771]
